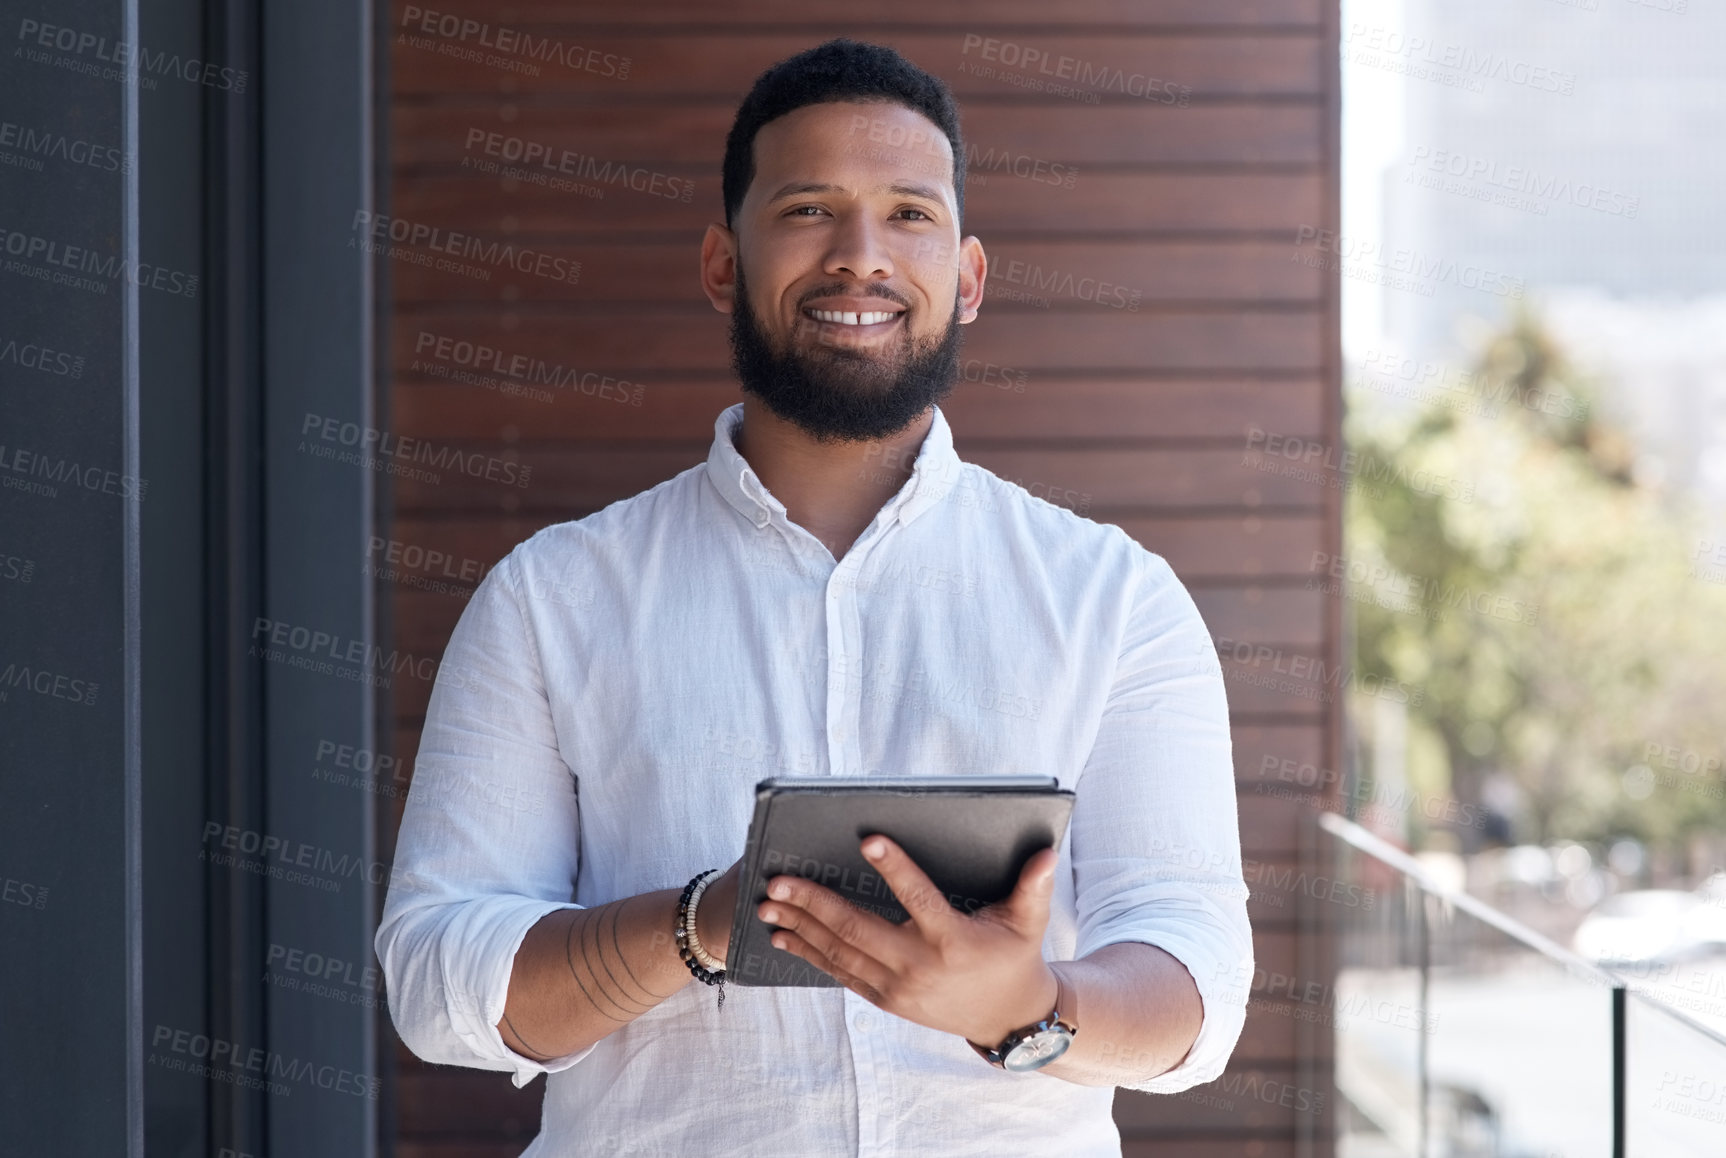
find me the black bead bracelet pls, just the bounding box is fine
[676,869,726,1010]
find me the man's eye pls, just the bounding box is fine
[789,206,827,217]
[897,208,933,221]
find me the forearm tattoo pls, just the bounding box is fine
[605,899,674,1001]
[502,1012,556,1063]
[561,897,670,1022]
[576,906,652,1018]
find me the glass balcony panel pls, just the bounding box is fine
[1423,897,1615,1158]
[1625,991,1726,1157]
[1333,834,1426,1156]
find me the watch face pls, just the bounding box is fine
[1002,1027,1072,1072]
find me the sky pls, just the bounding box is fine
[1339,0,1406,363]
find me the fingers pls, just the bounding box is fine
[855,835,959,936]
[768,927,891,1004]
[761,896,894,1003]
[763,868,903,948]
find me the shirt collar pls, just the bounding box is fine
[703,402,962,532]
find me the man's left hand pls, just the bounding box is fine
[759,835,1063,1048]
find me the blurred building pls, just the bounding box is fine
[1373,0,1726,506]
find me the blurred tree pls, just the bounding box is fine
[1343,308,1726,856]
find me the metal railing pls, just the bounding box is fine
[1317,812,1726,1158]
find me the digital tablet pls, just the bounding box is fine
[724,775,1076,987]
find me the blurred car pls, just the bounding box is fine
[1698,871,1726,905]
[1572,888,1726,964]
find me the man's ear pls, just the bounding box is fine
[700,223,738,316]
[956,234,986,324]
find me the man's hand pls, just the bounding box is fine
[759,835,1062,1048]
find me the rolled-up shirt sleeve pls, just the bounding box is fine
[1070,546,1252,1095]
[375,545,594,1088]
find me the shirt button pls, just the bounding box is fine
[853,1011,875,1032]
[754,511,769,528]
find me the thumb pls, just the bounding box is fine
[1002,848,1059,929]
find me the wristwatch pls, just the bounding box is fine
[967,973,1079,1072]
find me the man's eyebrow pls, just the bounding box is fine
[765,180,949,204]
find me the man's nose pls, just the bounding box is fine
[823,215,895,281]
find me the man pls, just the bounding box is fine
[378,38,1251,1157]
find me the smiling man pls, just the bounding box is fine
[377,38,1251,1157]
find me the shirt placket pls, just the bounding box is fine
[846,991,893,1157]
[822,566,859,779]
[819,511,905,1158]
[821,507,901,779]
[744,460,912,1157]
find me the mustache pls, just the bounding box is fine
[797,284,912,312]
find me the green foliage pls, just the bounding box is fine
[1343,309,1726,850]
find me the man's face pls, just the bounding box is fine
[703,100,987,443]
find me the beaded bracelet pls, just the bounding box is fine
[676,868,726,1010]
[683,870,724,971]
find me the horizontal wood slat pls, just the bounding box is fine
[1247,928,1299,979]
[387,309,1324,373]
[373,510,1328,587]
[388,379,1324,443]
[385,652,1336,723]
[390,172,1324,236]
[957,446,1323,507]
[1216,650,1334,717]
[384,725,1335,791]
[1230,989,1311,1064]
[384,583,1320,669]
[394,1068,543,1139]
[1192,587,1325,649]
[388,0,1326,30]
[376,443,1327,514]
[1123,514,1327,576]
[383,238,1321,305]
[1239,790,1322,858]
[392,104,1324,166]
[393,32,1326,98]
[1232,723,1325,775]
[1117,1067,1335,1133]
[1124,1138,1304,1158]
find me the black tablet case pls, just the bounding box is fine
[724,775,1076,987]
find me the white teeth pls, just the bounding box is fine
[808,309,899,326]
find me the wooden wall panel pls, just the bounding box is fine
[393,379,1326,441]
[392,104,1324,167]
[384,238,1321,304]
[376,510,1329,583]
[385,312,1322,373]
[382,2,1341,1154]
[391,0,1326,24]
[393,33,1327,98]
[395,171,1326,235]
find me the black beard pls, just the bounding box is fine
[728,261,964,443]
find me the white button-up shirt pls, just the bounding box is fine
[377,402,1252,1158]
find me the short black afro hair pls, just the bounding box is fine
[721,38,966,231]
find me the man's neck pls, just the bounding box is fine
[733,396,935,562]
